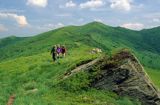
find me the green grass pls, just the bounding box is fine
[0,22,160,70]
[145,68,160,88]
[0,45,141,105]
[0,22,160,105]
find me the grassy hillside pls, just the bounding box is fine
[0,36,26,49]
[0,22,160,69]
[0,45,140,105]
[140,26,160,53]
[0,21,159,105]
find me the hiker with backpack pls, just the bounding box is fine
[61,45,66,58]
[56,44,62,59]
[51,44,67,62]
[51,45,57,61]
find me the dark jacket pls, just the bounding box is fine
[51,47,56,54]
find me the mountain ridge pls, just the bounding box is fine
[0,21,160,69]
[0,21,160,105]
[1,21,159,40]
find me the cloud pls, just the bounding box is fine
[121,23,144,30]
[27,0,48,8]
[36,23,65,30]
[0,9,24,13]
[110,0,132,11]
[0,13,28,27]
[47,23,64,29]
[78,18,84,22]
[153,18,160,22]
[142,12,160,23]
[80,0,105,9]
[55,13,72,17]
[94,19,103,22]
[143,12,160,19]
[65,1,77,8]
[0,24,8,32]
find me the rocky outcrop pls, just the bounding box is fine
[63,50,160,105]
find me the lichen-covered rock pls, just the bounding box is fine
[63,50,160,105]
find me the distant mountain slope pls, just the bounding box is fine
[0,22,160,69]
[0,36,26,49]
[140,26,160,53]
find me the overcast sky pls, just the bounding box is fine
[0,0,160,38]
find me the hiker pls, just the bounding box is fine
[61,45,66,57]
[51,45,57,61]
[56,44,62,59]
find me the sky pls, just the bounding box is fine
[0,0,160,38]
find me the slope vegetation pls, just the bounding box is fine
[0,22,160,105]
